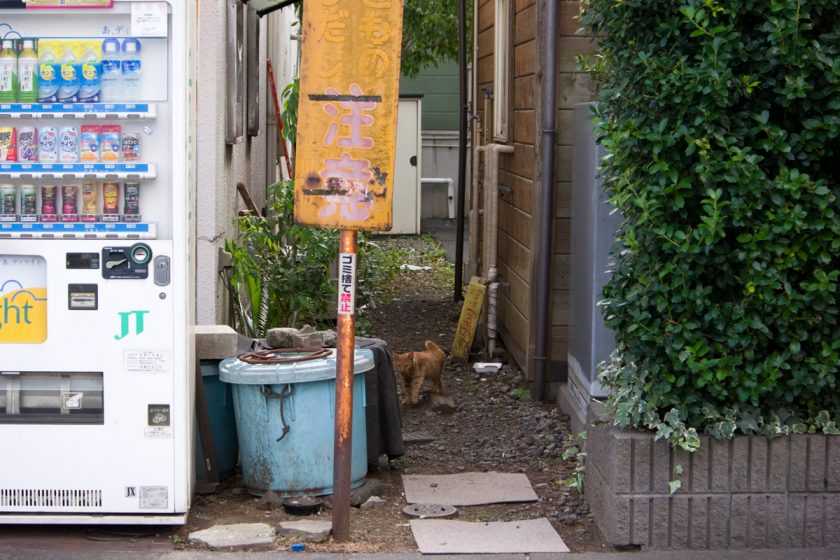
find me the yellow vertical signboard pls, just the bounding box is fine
[294,0,404,231]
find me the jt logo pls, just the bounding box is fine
[114,310,149,340]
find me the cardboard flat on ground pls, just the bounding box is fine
[402,472,538,506]
[410,518,569,554]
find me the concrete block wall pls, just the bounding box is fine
[587,402,840,550]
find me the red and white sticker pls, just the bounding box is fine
[338,253,356,315]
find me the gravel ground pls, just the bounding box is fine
[173,235,612,554]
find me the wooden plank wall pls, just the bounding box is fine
[474,0,595,379]
[495,0,537,370]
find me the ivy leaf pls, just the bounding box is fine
[669,480,682,495]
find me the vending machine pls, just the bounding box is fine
[0,0,195,524]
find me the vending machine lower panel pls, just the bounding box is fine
[1,243,190,524]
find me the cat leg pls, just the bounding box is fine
[409,374,424,404]
[400,374,413,404]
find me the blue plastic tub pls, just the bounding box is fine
[219,348,373,497]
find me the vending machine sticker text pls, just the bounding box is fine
[124,349,170,373]
[139,486,168,509]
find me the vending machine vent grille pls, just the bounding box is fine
[0,488,103,509]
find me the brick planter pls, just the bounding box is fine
[586,402,840,550]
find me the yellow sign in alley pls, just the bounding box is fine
[293,0,404,231]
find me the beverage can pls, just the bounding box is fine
[19,184,36,218]
[0,127,17,161]
[0,183,16,214]
[40,184,58,219]
[101,124,121,162]
[17,126,37,162]
[38,126,58,162]
[123,181,140,220]
[102,181,119,214]
[81,181,97,215]
[61,184,78,215]
[59,126,79,162]
[121,132,140,161]
[80,124,100,162]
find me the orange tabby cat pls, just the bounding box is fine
[393,340,446,405]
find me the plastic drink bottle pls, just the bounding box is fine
[78,40,101,102]
[121,38,141,101]
[58,42,81,103]
[17,40,38,103]
[37,40,60,102]
[100,38,121,101]
[0,40,18,103]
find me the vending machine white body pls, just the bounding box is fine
[0,0,195,524]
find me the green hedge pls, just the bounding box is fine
[580,0,839,446]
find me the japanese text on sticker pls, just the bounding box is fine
[338,253,356,315]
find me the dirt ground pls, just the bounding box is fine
[173,235,612,553]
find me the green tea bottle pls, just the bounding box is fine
[17,39,38,103]
[0,40,18,102]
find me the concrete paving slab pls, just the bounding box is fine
[188,523,275,550]
[402,472,538,506]
[410,518,569,554]
[277,519,332,543]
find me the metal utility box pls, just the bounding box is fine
[561,103,622,433]
[385,96,422,234]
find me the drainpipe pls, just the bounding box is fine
[467,0,481,281]
[483,144,514,356]
[533,0,558,401]
[470,143,485,279]
[470,88,493,279]
[454,0,469,301]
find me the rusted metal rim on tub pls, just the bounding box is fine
[237,347,332,365]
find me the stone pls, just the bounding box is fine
[265,325,336,349]
[255,490,284,510]
[277,520,332,543]
[402,431,436,446]
[430,393,456,414]
[360,496,385,509]
[188,523,275,550]
[349,478,383,507]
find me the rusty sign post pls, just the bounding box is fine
[294,0,404,542]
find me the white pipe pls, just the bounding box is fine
[470,142,485,279]
[482,144,514,356]
[421,177,455,219]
